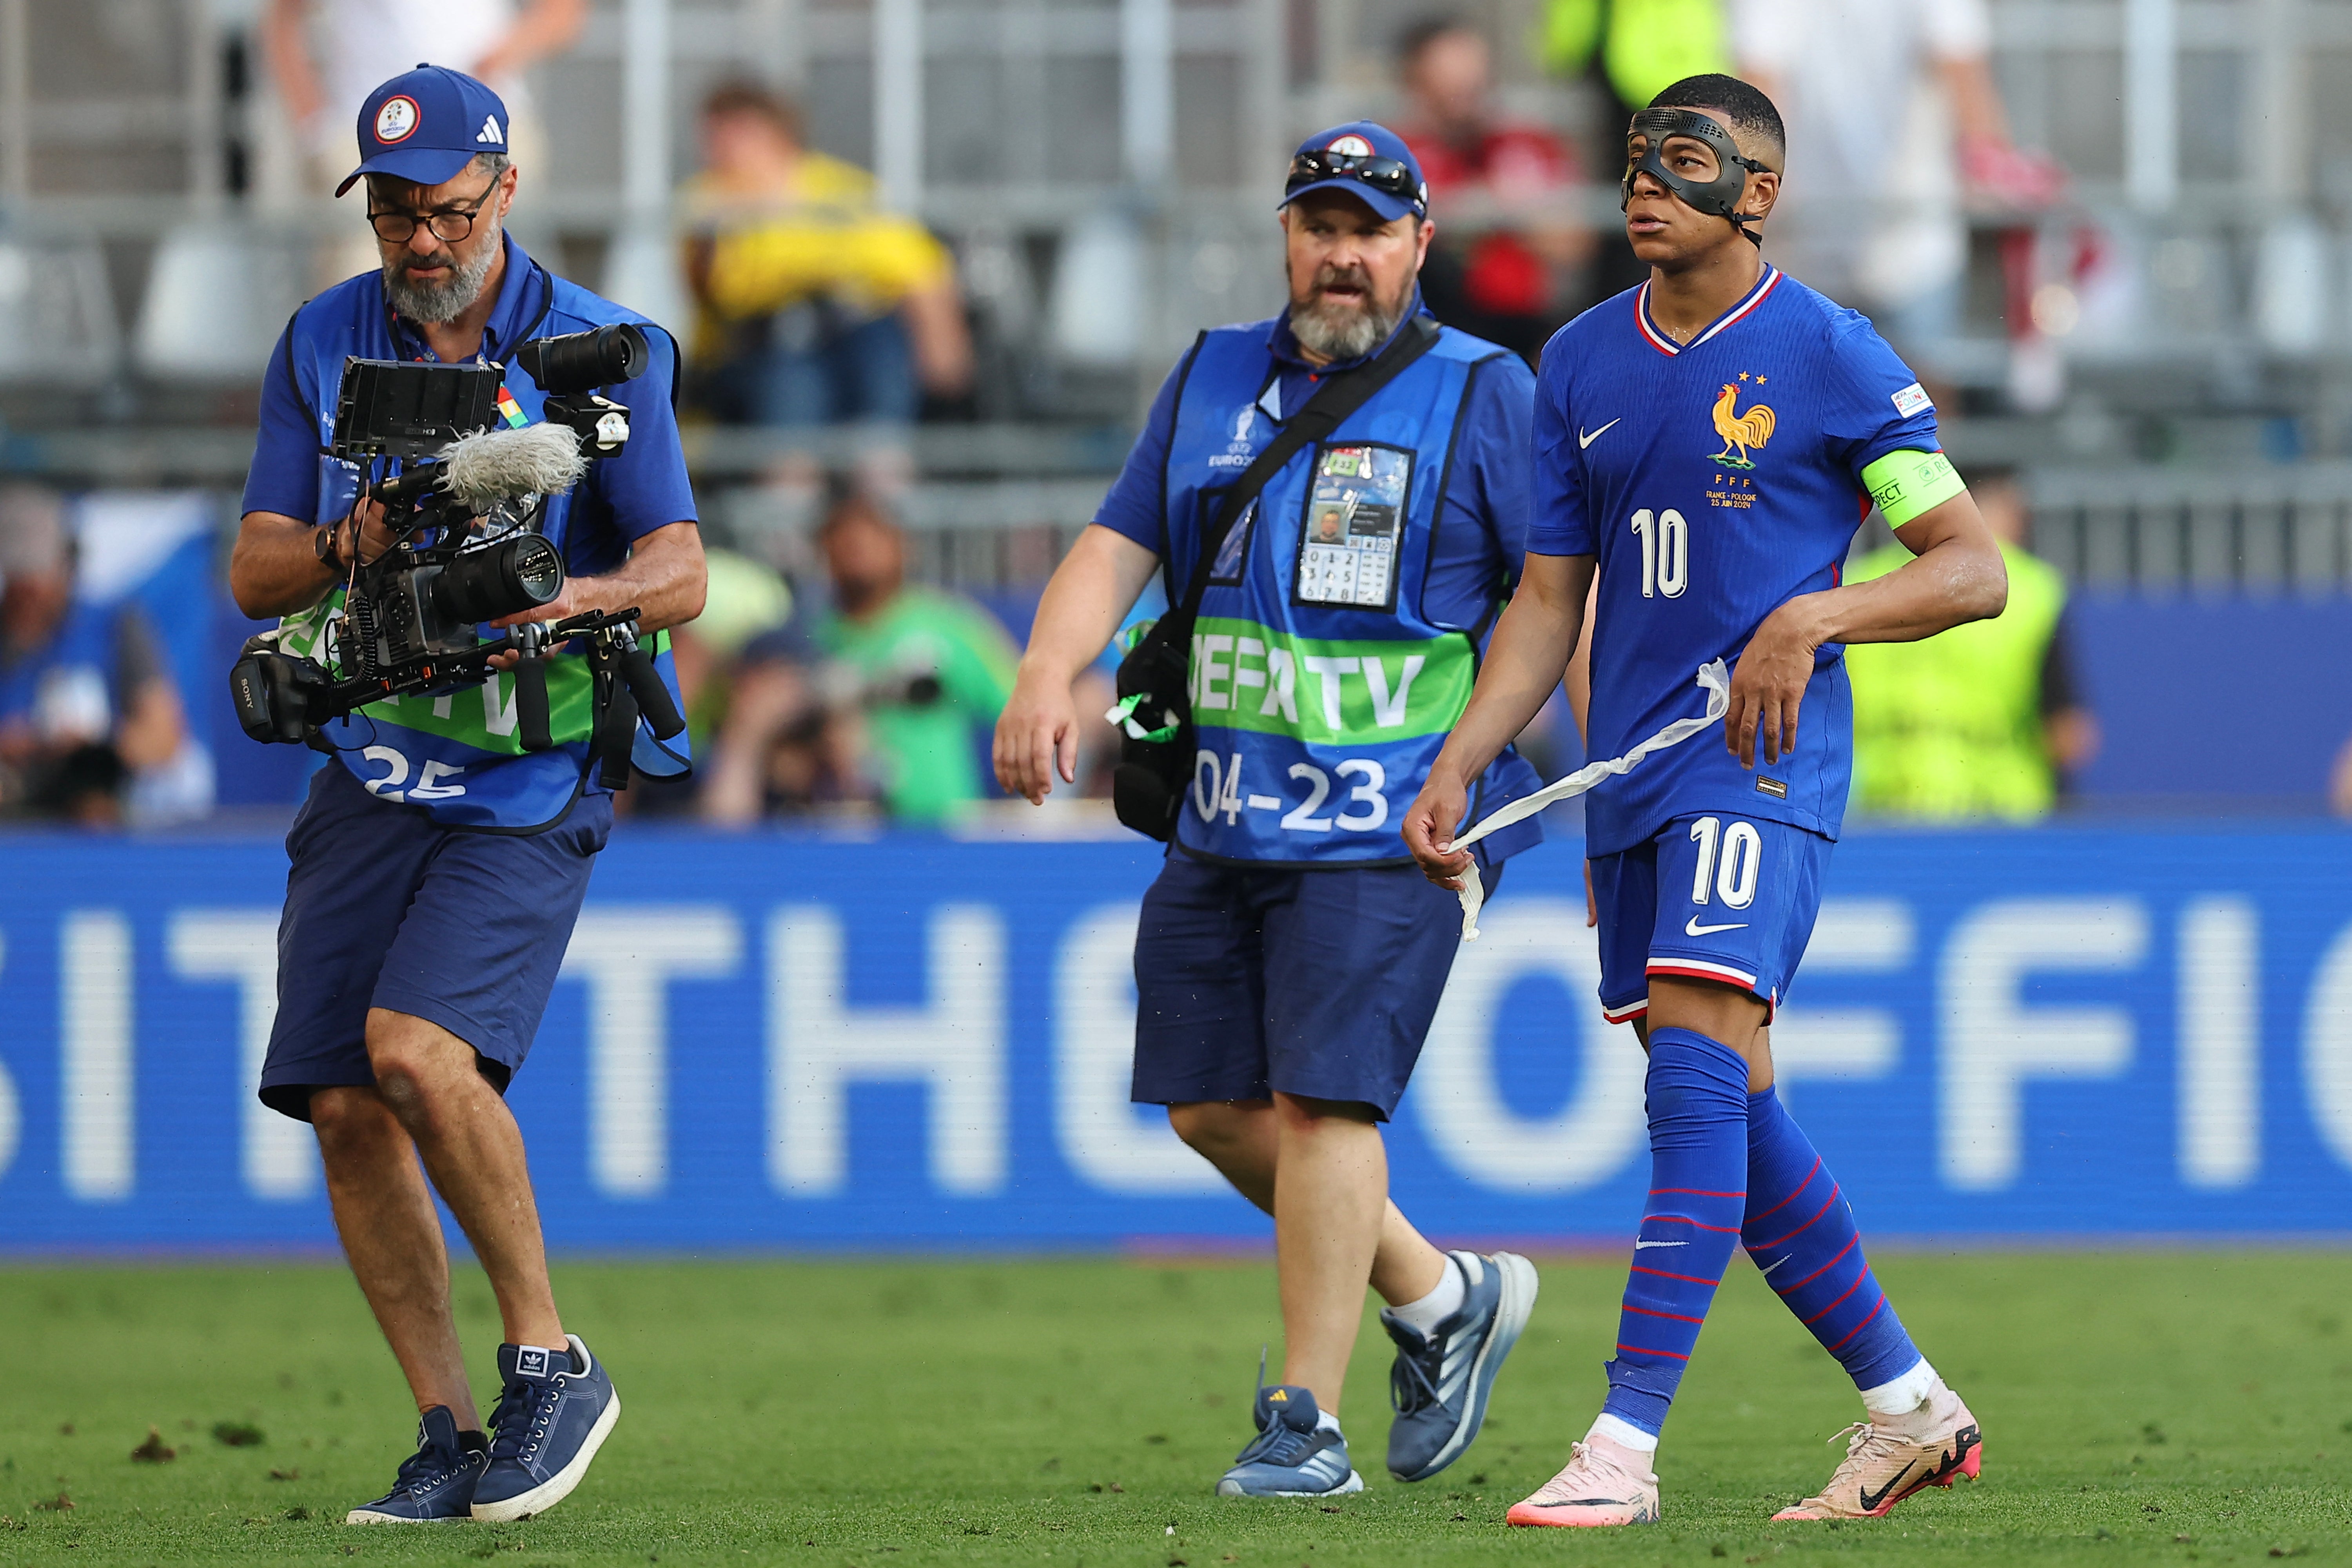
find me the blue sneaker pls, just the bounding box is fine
[470,1335,622,1521]
[344,1405,488,1524]
[1216,1378,1363,1498]
[1381,1250,1539,1482]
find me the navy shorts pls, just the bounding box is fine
[1130,851,1495,1119]
[1590,812,1829,1026]
[258,762,612,1121]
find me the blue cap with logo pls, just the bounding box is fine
[1280,121,1429,222]
[337,64,510,198]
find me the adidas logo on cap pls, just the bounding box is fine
[477,114,503,144]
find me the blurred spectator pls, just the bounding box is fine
[1845,471,2097,821]
[1394,18,1593,363]
[684,82,975,432]
[0,488,192,828]
[669,548,796,748]
[702,492,1016,825]
[261,0,584,190]
[1735,0,2062,362]
[261,0,586,285]
[1535,0,1731,301]
[1536,0,1731,115]
[615,548,796,820]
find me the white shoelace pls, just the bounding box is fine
[1446,661,1731,939]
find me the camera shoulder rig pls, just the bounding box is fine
[229,324,686,789]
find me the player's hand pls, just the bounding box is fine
[1403,775,1474,891]
[1584,859,1597,927]
[994,665,1078,805]
[1725,598,1824,768]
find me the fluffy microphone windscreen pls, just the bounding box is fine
[437,423,589,507]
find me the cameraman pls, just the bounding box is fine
[228,66,705,1526]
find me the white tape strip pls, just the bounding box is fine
[1446,661,1731,940]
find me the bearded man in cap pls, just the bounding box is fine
[229,64,706,1525]
[997,122,1546,1497]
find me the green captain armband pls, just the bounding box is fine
[1861,449,1966,527]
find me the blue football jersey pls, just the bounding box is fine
[1528,265,1942,856]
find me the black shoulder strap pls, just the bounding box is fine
[1167,314,1442,631]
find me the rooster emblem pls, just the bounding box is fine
[1710,383,1776,469]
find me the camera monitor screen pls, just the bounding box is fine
[332,358,502,460]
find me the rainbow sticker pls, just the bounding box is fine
[495,387,528,428]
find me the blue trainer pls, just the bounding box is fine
[1216,1378,1363,1498]
[470,1335,622,1521]
[345,1405,488,1524]
[1381,1250,1539,1482]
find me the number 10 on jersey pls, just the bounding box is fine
[1630,508,1688,599]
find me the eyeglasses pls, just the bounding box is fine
[1286,151,1423,211]
[367,181,500,244]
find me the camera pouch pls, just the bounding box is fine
[1106,316,1441,841]
[1107,620,1194,840]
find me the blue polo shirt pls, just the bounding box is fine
[239,236,699,829]
[1093,300,1536,633]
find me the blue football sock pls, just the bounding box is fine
[1743,1085,1920,1392]
[1599,1027,1751,1439]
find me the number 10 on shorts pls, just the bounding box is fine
[1688,815,1760,908]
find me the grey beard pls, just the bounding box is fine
[383,229,501,325]
[1290,289,1404,362]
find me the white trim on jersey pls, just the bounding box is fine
[1634,265,1783,357]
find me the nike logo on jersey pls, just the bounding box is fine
[1578,418,1621,449]
[1632,1240,1687,1250]
[1758,1254,1789,1275]
[1685,917,1749,936]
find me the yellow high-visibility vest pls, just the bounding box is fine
[1844,541,2068,822]
[1535,0,1731,111]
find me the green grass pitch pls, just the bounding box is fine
[0,1251,2346,1566]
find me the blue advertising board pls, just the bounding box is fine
[0,825,2347,1249]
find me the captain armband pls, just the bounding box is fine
[1860,449,1967,528]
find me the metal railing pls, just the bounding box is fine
[2030,464,2352,593]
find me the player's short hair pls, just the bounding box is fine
[1650,74,1786,168]
[1395,15,1474,69]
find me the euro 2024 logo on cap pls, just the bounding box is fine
[374,95,421,146]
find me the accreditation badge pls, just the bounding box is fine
[1292,442,1410,611]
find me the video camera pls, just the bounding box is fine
[230,323,684,786]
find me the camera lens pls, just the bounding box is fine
[432,534,564,624]
[516,324,649,396]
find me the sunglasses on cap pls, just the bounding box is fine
[1285,150,1424,211]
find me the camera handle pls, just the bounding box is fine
[592,619,686,740]
[510,622,555,753]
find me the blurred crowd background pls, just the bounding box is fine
[1,0,2349,830]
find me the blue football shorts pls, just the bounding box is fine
[1129,849,1499,1119]
[258,760,612,1121]
[1589,812,1830,1025]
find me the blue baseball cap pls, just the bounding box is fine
[337,64,510,198]
[1280,121,1429,222]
